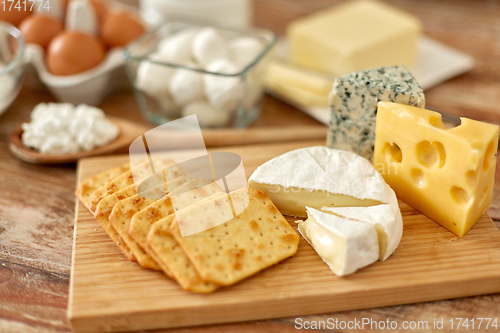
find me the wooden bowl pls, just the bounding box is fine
[9,116,149,164]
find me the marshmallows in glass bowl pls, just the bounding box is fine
[124,22,276,128]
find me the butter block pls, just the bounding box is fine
[327,66,425,160]
[374,102,499,237]
[287,0,421,75]
[265,62,334,97]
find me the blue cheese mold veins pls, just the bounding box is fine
[327,65,425,160]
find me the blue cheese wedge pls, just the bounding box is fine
[298,207,379,276]
[327,65,425,160]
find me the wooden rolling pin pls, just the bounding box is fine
[202,125,327,147]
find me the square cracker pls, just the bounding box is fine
[76,162,130,210]
[170,188,300,286]
[90,158,186,212]
[148,214,219,293]
[94,179,173,261]
[109,176,190,270]
[94,184,140,261]
[129,179,224,252]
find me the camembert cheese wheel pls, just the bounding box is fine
[249,146,398,218]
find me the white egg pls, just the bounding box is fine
[157,28,198,63]
[181,100,232,127]
[229,37,265,69]
[135,52,175,97]
[191,27,230,67]
[169,67,204,106]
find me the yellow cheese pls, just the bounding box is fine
[264,76,329,108]
[287,0,421,75]
[265,61,334,97]
[374,102,499,237]
[249,182,380,218]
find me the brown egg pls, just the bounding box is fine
[90,0,109,24]
[0,8,31,26]
[101,12,145,48]
[19,15,63,49]
[46,31,105,76]
[61,0,70,12]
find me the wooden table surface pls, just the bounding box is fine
[1,0,500,332]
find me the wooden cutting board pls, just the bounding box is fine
[68,140,500,333]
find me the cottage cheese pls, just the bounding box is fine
[21,103,119,154]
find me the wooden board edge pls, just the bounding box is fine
[68,272,500,333]
[67,161,83,327]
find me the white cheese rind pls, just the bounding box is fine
[321,204,402,261]
[298,207,379,276]
[327,66,425,161]
[249,146,397,206]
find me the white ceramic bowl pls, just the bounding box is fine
[0,22,25,117]
[26,44,125,106]
[23,1,144,106]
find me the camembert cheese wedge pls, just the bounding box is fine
[374,102,499,237]
[321,204,402,261]
[298,207,379,276]
[249,146,397,218]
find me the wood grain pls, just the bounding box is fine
[68,141,500,333]
[1,1,500,332]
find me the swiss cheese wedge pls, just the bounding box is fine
[374,102,499,237]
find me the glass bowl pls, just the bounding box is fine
[124,21,276,128]
[0,22,25,117]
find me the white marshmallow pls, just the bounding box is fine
[204,59,240,93]
[191,27,230,67]
[135,52,175,97]
[169,66,204,106]
[203,59,242,112]
[229,37,265,70]
[181,100,232,128]
[208,85,241,114]
[157,28,198,63]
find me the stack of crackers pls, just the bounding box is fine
[76,159,300,293]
